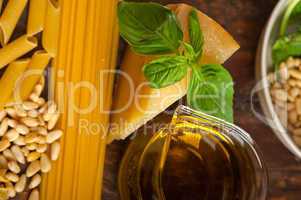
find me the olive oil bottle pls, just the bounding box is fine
[118,106,268,200]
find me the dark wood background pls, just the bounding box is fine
[103,0,301,199]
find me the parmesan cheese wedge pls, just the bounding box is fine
[108,3,239,142]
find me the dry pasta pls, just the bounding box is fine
[11,51,51,102]
[40,0,119,199]
[27,0,48,35]
[0,0,28,45]
[0,59,30,110]
[42,0,60,57]
[0,35,37,69]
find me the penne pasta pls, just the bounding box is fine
[0,59,30,110]
[0,0,28,45]
[11,51,51,102]
[42,0,61,57]
[0,35,37,69]
[27,0,48,35]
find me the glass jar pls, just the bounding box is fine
[118,106,268,200]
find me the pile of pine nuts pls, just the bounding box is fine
[0,77,62,200]
[269,57,301,146]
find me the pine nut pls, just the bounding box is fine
[36,98,45,106]
[0,188,9,199]
[293,135,301,146]
[288,103,295,111]
[5,129,19,142]
[289,88,300,98]
[293,128,301,136]
[7,119,17,128]
[6,182,16,198]
[48,112,60,130]
[46,130,62,143]
[29,189,39,200]
[41,154,51,173]
[0,155,8,169]
[0,111,6,122]
[14,105,27,117]
[13,136,26,146]
[15,174,26,193]
[34,84,43,97]
[0,118,8,137]
[8,161,20,173]
[51,142,60,161]
[29,93,40,102]
[296,98,301,115]
[29,173,41,189]
[21,147,29,157]
[37,144,48,153]
[0,139,10,152]
[5,172,19,182]
[43,102,57,121]
[16,124,30,135]
[37,127,47,136]
[274,89,287,101]
[27,109,39,118]
[25,132,39,143]
[288,79,298,87]
[39,104,48,114]
[290,69,301,80]
[11,145,25,164]
[0,174,9,184]
[38,115,46,126]
[289,110,298,124]
[5,108,17,119]
[3,149,15,161]
[36,136,46,144]
[22,101,39,111]
[26,161,41,177]
[26,143,38,151]
[27,152,41,162]
[21,117,39,127]
[280,65,289,81]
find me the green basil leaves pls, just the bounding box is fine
[118,1,183,55]
[272,31,301,66]
[188,64,234,123]
[118,2,235,123]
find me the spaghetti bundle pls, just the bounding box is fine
[41,0,118,199]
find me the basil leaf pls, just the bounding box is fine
[118,1,183,55]
[143,56,188,88]
[188,9,204,58]
[272,31,301,66]
[187,64,234,123]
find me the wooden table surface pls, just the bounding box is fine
[103,0,301,199]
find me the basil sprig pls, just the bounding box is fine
[118,2,234,122]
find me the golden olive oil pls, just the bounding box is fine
[118,106,267,200]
